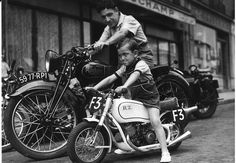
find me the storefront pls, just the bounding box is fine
[3,0,234,90]
[191,3,234,89]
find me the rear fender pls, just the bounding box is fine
[10,80,56,97]
[83,117,112,152]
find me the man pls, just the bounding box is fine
[94,0,154,68]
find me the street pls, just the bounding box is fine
[2,102,235,163]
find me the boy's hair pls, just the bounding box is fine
[95,0,119,13]
[117,38,139,52]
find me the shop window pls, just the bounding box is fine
[83,21,91,46]
[148,36,178,66]
[159,41,169,65]
[147,37,158,66]
[193,24,223,77]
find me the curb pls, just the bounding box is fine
[218,99,235,105]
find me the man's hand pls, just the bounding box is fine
[115,86,127,94]
[94,41,109,51]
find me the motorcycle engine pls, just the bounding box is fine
[114,123,156,146]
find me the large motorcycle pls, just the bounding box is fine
[183,65,219,119]
[4,47,93,160]
[67,88,198,163]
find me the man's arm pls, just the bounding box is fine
[104,28,129,45]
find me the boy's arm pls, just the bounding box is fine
[94,74,118,90]
[115,71,140,93]
[123,71,140,87]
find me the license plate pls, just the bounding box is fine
[18,72,48,84]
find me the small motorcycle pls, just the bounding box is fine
[184,65,219,119]
[67,88,198,163]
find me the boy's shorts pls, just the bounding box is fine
[131,81,160,109]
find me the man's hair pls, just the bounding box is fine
[95,0,119,13]
[117,38,138,52]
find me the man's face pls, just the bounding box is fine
[118,44,137,66]
[100,8,119,28]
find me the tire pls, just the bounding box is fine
[161,111,184,151]
[193,89,218,119]
[4,88,85,160]
[2,110,25,152]
[156,74,190,108]
[67,122,110,163]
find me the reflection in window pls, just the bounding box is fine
[193,24,222,76]
[147,37,158,66]
[159,41,169,65]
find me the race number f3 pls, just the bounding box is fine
[89,96,103,110]
[172,109,185,122]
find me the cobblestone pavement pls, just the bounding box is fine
[2,102,235,163]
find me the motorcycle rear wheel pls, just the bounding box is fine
[161,111,184,151]
[67,122,109,163]
[156,75,190,108]
[4,89,81,160]
[193,90,218,119]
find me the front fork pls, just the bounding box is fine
[92,91,114,144]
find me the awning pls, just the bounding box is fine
[121,0,196,25]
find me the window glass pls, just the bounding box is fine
[193,24,220,76]
[170,43,178,65]
[147,37,158,66]
[159,41,169,65]
[83,21,91,46]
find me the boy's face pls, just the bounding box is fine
[100,8,119,28]
[118,44,138,66]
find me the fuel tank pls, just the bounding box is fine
[111,98,150,123]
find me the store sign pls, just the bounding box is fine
[121,0,196,25]
[191,5,231,32]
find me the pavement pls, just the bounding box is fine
[218,90,235,105]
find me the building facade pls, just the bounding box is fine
[2,0,235,90]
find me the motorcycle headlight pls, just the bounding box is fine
[45,50,61,73]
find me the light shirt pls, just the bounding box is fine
[99,12,148,47]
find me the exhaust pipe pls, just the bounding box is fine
[168,131,191,147]
[183,106,198,115]
[126,131,191,152]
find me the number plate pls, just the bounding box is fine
[18,72,48,84]
[88,96,105,113]
[172,109,186,123]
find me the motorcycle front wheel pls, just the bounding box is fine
[4,89,80,160]
[67,122,110,163]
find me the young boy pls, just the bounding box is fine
[93,38,171,163]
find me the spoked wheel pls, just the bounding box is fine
[157,79,189,108]
[4,89,78,160]
[2,110,25,152]
[67,122,109,163]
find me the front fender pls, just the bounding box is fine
[10,80,56,97]
[83,117,112,152]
